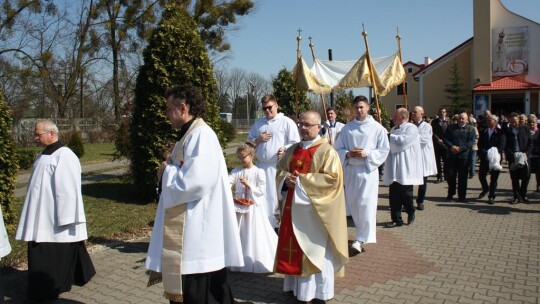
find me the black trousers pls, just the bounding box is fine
[478,158,501,199]
[434,148,447,180]
[28,241,95,301]
[509,163,530,199]
[170,268,235,304]
[416,176,428,203]
[446,157,469,200]
[389,182,415,224]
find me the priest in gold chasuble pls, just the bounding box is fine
[275,110,349,303]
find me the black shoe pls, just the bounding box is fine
[310,299,327,304]
[407,214,415,225]
[478,191,487,199]
[522,197,529,203]
[510,198,519,204]
[417,203,425,210]
[446,195,453,201]
[488,197,495,204]
[458,198,468,203]
[384,222,403,228]
[435,178,442,184]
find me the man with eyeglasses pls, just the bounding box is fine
[334,96,389,254]
[16,120,95,301]
[275,110,348,304]
[247,95,300,228]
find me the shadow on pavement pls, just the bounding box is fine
[436,202,540,215]
[87,238,149,254]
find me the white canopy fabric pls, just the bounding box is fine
[294,51,406,96]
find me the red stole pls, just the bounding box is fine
[276,144,320,275]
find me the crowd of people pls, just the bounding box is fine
[13,85,538,303]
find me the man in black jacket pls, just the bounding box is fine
[478,114,506,204]
[431,107,450,183]
[505,112,533,203]
[444,112,475,202]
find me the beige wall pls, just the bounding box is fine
[419,47,473,118]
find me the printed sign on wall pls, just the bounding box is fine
[492,26,528,76]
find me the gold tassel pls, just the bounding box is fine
[163,291,184,302]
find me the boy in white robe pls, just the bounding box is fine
[16,120,95,301]
[247,94,300,228]
[146,85,243,303]
[334,96,389,253]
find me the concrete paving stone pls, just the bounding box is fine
[410,288,437,298]
[449,288,475,298]
[435,293,459,303]
[394,292,422,303]
[511,294,539,303]
[378,295,407,304]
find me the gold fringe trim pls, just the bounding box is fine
[147,270,163,287]
[163,291,183,302]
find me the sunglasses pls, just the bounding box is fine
[262,105,275,111]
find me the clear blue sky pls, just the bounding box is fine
[224,0,539,79]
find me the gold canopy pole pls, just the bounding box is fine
[308,37,332,143]
[294,28,302,122]
[362,25,382,123]
[396,28,408,109]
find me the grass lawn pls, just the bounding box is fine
[2,178,157,269]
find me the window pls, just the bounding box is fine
[397,82,408,95]
[407,67,413,73]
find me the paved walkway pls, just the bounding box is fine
[5,165,539,303]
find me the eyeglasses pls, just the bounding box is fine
[262,104,275,111]
[237,154,251,159]
[34,131,49,137]
[297,122,319,129]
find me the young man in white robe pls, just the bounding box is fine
[16,120,95,301]
[321,107,345,146]
[334,96,389,254]
[382,108,424,227]
[247,95,300,228]
[146,85,243,303]
[275,110,349,304]
[411,106,438,210]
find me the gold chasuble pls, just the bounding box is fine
[275,138,349,278]
[276,144,318,275]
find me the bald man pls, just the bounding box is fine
[443,112,475,202]
[382,108,424,227]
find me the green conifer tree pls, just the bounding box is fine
[129,4,220,200]
[0,90,17,223]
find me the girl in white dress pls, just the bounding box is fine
[229,143,278,273]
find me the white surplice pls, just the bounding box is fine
[146,124,243,275]
[16,147,88,243]
[247,113,300,227]
[417,121,438,177]
[382,122,424,186]
[228,166,277,273]
[334,115,389,244]
[321,120,345,145]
